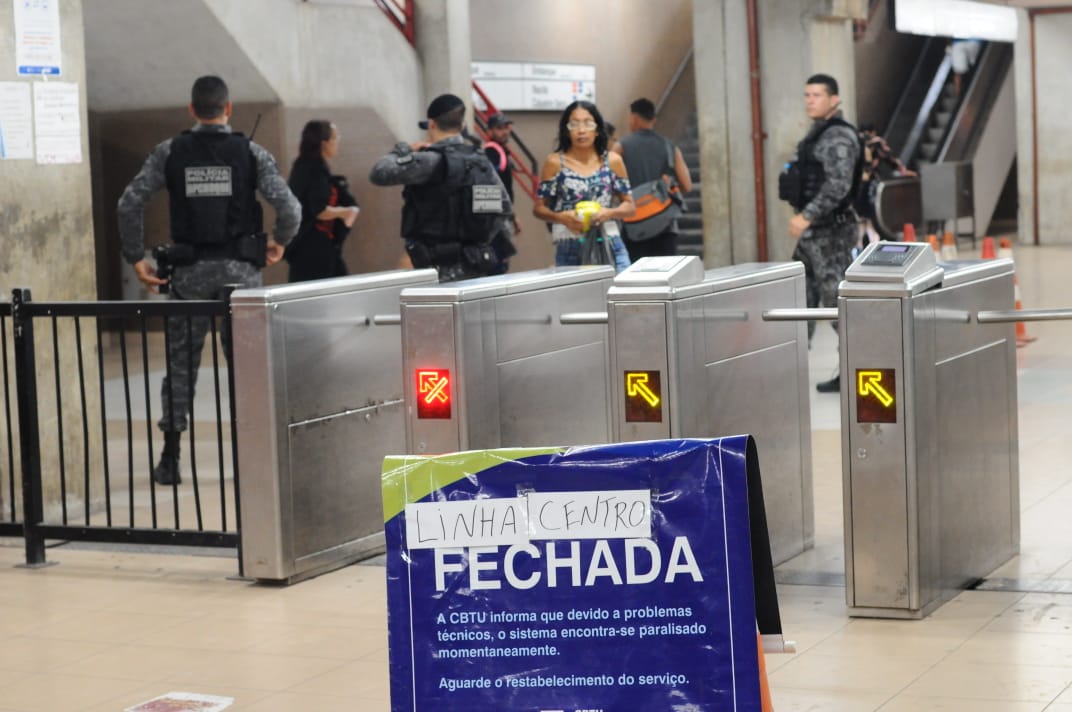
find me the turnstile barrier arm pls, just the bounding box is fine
[762,308,838,321]
[560,311,609,325]
[371,314,402,326]
[977,308,1072,323]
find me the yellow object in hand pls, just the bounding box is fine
[575,201,601,232]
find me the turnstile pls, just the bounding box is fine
[400,266,615,454]
[232,269,438,583]
[839,242,1019,618]
[607,256,813,565]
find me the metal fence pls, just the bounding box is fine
[0,288,242,572]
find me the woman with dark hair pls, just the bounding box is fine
[533,101,634,271]
[285,120,360,282]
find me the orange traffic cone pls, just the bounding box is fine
[997,238,1037,347]
[981,236,996,259]
[927,234,940,253]
[940,231,958,260]
[903,223,917,242]
[756,632,775,712]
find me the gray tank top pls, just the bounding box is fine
[619,129,674,186]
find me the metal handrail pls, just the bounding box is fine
[372,0,414,46]
[471,80,541,202]
[656,48,694,115]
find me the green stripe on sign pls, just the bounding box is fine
[381,447,563,523]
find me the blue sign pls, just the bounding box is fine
[382,437,765,711]
[17,66,60,76]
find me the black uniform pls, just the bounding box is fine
[783,111,862,339]
[118,123,300,435]
[369,135,513,282]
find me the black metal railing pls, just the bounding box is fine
[2,288,242,571]
[0,302,19,540]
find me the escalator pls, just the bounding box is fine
[874,39,1016,242]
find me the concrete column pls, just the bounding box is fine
[1015,9,1072,246]
[0,0,101,517]
[414,0,472,108]
[1013,9,1034,246]
[692,0,860,265]
[0,0,95,299]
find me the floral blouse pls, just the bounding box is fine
[537,153,631,242]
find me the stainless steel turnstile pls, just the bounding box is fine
[232,269,438,583]
[607,256,813,565]
[839,242,1019,618]
[400,266,615,454]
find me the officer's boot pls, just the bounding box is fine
[152,431,182,485]
[816,370,841,394]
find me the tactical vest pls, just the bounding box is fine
[164,130,260,246]
[401,142,500,246]
[795,117,863,216]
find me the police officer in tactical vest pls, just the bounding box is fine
[779,73,862,393]
[118,75,300,485]
[369,93,512,282]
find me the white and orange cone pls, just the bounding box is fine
[998,237,1037,347]
[940,231,958,261]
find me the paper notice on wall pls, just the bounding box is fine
[0,82,34,159]
[33,81,81,164]
[14,0,62,76]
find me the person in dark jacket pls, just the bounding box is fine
[117,75,300,485]
[782,73,862,394]
[285,120,360,282]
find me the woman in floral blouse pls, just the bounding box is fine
[533,101,635,272]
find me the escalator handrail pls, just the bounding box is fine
[883,37,943,142]
[937,42,1011,164]
[873,175,922,240]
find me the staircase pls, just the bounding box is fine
[676,113,704,258]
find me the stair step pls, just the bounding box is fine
[927,127,945,143]
[677,215,703,231]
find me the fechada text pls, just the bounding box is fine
[432,536,703,592]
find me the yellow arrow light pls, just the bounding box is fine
[857,371,894,407]
[626,372,661,407]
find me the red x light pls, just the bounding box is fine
[416,369,451,419]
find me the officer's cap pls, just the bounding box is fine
[418,94,465,130]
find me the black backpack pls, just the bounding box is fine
[403,143,507,246]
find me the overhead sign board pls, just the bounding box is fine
[472,61,596,112]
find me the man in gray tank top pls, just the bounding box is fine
[611,98,693,261]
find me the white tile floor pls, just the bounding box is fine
[1,242,1071,711]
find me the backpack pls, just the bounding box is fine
[416,142,507,246]
[622,138,684,242]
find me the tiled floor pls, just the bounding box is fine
[1,243,1071,711]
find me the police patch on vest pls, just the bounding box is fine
[471,185,503,214]
[184,166,233,197]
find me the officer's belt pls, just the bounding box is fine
[810,210,856,228]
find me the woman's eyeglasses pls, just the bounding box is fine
[567,120,598,131]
